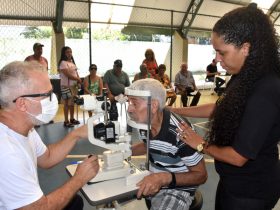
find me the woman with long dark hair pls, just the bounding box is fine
[59,46,82,127]
[171,3,280,210]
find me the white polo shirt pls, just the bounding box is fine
[0,123,47,210]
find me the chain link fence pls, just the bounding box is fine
[0,0,218,81]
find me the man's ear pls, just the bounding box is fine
[151,100,159,114]
[242,42,250,57]
[15,98,28,112]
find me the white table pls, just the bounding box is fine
[66,162,145,206]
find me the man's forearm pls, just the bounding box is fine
[45,176,84,209]
[19,176,84,210]
[175,170,207,187]
[132,142,146,156]
[39,132,79,169]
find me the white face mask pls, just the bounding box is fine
[27,93,58,125]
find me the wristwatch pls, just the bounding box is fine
[168,172,176,188]
[196,142,206,153]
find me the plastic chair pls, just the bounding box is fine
[190,190,203,210]
[174,88,195,107]
[203,78,215,94]
[77,95,96,124]
[187,95,194,107]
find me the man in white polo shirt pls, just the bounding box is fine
[0,61,99,210]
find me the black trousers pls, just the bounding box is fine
[215,77,225,92]
[64,194,84,210]
[215,180,278,210]
[181,88,201,107]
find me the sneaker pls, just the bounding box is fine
[64,121,74,127]
[70,118,80,125]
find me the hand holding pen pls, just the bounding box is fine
[73,155,100,185]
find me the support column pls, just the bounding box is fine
[50,30,65,74]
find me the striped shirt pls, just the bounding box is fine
[139,109,203,195]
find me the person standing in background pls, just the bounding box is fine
[142,48,158,77]
[59,46,81,127]
[25,42,48,70]
[25,42,53,126]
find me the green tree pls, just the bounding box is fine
[65,27,88,39]
[20,27,51,38]
[91,29,129,41]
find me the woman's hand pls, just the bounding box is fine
[177,121,205,150]
[77,77,82,83]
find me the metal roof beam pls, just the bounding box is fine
[267,0,280,23]
[212,0,247,6]
[178,0,204,37]
[53,0,64,33]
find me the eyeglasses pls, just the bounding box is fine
[12,90,53,103]
[90,67,97,71]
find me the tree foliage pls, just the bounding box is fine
[65,27,88,39]
[20,27,51,38]
[91,29,129,41]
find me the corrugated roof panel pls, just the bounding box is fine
[0,0,56,18]
[134,0,191,11]
[198,0,241,17]
[128,7,172,27]
[0,0,278,34]
[0,19,52,26]
[64,1,89,21]
[191,15,219,31]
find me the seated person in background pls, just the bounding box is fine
[127,78,207,210]
[175,63,201,107]
[83,64,103,117]
[133,63,153,82]
[206,59,225,93]
[155,64,176,106]
[103,59,130,120]
[0,61,99,210]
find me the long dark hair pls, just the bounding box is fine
[207,3,280,146]
[58,46,76,66]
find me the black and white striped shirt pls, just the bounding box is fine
[139,109,203,195]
